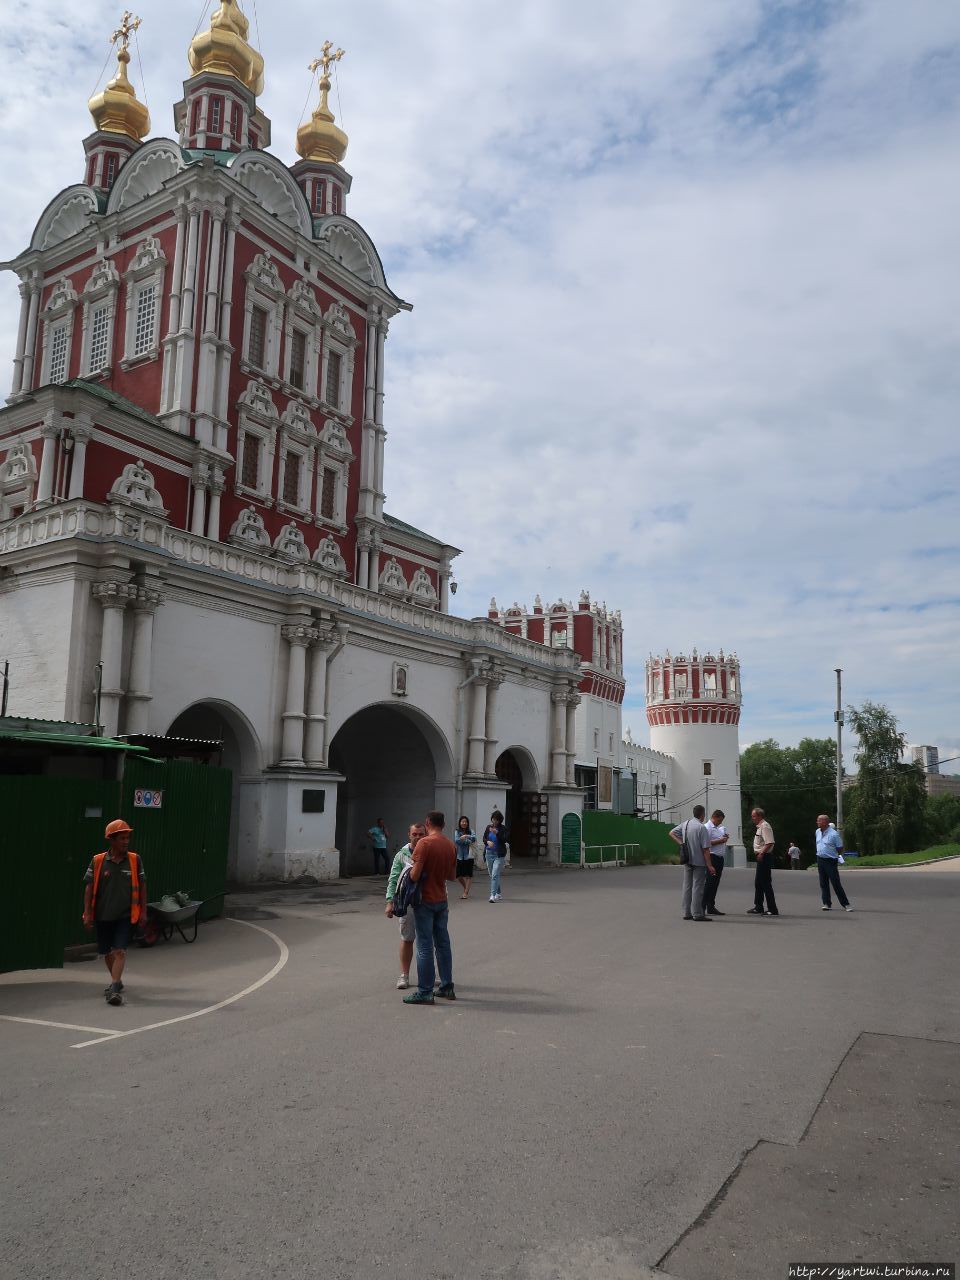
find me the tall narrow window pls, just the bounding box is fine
[241,433,260,489]
[320,467,336,520]
[331,186,342,214]
[289,331,306,390]
[191,99,201,136]
[209,96,223,133]
[104,154,118,187]
[325,350,342,408]
[231,103,242,141]
[133,284,157,357]
[49,323,69,383]
[248,305,267,368]
[88,303,111,372]
[282,452,300,505]
[314,181,326,214]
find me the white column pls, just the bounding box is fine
[190,462,208,536]
[20,281,41,394]
[367,532,381,592]
[550,690,567,786]
[215,211,239,427]
[304,627,335,766]
[160,205,188,414]
[67,417,92,500]
[36,416,59,504]
[565,692,580,786]
[279,623,315,766]
[440,566,450,613]
[10,281,31,397]
[206,467,224,541]
[483,674,502,775]
[93,582,133,736]
[357,539,370,590]
[125,585,163,734]
[373,321,387,520]
[465,678,488,775]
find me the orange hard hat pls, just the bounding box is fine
[105,819,133,838]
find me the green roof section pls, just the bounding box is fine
[384,513,460,552]
[62,379,163,430]
[0,730,148,753]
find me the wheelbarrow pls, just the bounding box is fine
[138,891,226,946]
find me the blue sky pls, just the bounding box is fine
[1,0,958,764]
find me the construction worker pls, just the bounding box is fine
[82,819,146,1006]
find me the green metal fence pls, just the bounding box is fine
[1,757,232,974]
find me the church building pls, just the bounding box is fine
[0,3,585,879]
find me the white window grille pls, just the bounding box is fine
[133,285,157,357]
[88,303,111,372]
[49,323,70,383]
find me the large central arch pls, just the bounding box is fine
[496,746,547,861]
[329,703,455,876]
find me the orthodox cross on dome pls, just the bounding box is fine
[110,10,142,52]
[309,41,345,85]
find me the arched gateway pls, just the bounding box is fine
[495,747,548,861]
[329,703,455,876]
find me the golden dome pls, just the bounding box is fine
[88,43,150,141]
[188,0,264,96]
[296,45,349,165]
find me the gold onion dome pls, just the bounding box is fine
[188,0,264,96]
[88,36,150,140]
[296,44,348,164]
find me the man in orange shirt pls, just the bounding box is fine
[404,810,457,1005]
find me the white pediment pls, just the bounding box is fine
[231,154,312,236]
[317,222,380,285]
[32,188,99,251]
[111,142,182,211]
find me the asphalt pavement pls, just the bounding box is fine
[1,860,957,1280]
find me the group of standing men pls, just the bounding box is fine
[671,806,853,920]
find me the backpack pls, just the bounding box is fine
[678,821,690,865]
[392,865,422,918]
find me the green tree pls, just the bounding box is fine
[844,701,927,855]
[740,738,836,862]
[923,792,960,845]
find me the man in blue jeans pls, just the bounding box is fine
[404,810,457,1005]
[815,814,853,911]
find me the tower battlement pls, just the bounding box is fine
[645,650,741,726]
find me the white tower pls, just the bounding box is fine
[646,649,745,865]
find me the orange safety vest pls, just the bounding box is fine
[91,851,143,925]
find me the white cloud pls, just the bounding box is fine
[1,0,958,755]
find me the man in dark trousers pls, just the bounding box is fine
[404,810,457,1005]
[82,819,147,1005]
[748,806,778,916]
[702,809,729,915]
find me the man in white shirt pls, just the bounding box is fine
[702,809,729,915]
[748,807,778,915]
[787,841,801,868]
[669,804,716,922]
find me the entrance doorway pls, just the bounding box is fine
[166,701,261,883]
[495,748,547,860]
[329,704,454,877]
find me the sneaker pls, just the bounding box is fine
[746,907,764,914]
[106,988,123,1006]
[821,904,832,910]
[489,895,496,902]
[843,905,854,912]
[396,975,409,990]
[103,981,124,995]
[402,990,434,1005]
[436,984,456,1000]
[493,894,503,901]
[765,911,779,916]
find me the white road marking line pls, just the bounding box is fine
[0,1016,122,1036]
[71,918,290,1050]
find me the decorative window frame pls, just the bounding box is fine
[234,378,279,506]
[121,236,167,369]
[283,280,322,398]
[319,302,357,419]
[40,277,78,385]
[0,440,38,521]
[312,416,353,532]
[240,252,285,380]
[79,258,120,377]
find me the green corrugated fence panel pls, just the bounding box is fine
[120,758,232,920]
[1,775,120,972]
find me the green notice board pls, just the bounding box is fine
[561,812,582,864]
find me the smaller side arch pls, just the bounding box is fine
[30,186,99,251]
[314,215,389,290]
[165,699,263,775]
[495,745,541,794]
[108,139,183,213]
[230,151,313,237]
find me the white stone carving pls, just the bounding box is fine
[36,190,98,250]
[280,400,317,438]
[320,417,350,454]
[323,302,356,343]
[83,258,120,296]
[289,278,321,319]
[1,441,37,485]
[378,557,408,595]
[317,223,380,285]
[107,459,168,515]
[272,522,309,562]
[228,506,271,549]
[238,378,278,420]
[128,236,166,275]
[231,156,312,235]
[247,251,283,294]
[409,567,438,603]
[44,278,79,316]
[112,143,181,211]
[313,534,347,576]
